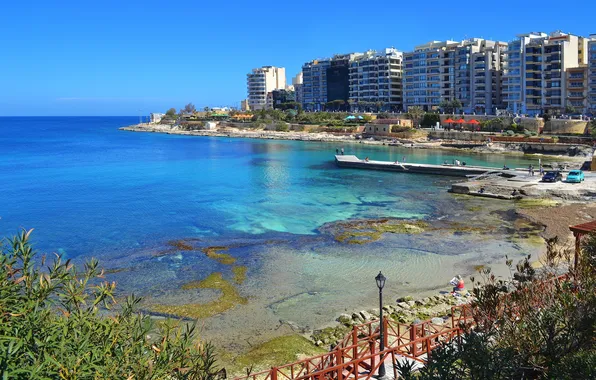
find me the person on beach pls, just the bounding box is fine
[539,164,544,175]
[336,148,339,155]
[450,275,465,293]
[341,148,344,155]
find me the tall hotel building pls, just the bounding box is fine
[246,66,286,111]
[348,48,403,111]
[403,39,506,113]
[503,31,588,115]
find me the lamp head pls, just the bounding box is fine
[375,271,386,290]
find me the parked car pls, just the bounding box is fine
[542,171,563,182]
[566,170,585,183]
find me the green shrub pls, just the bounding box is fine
[420,113,440,128]
[275,122,289,132]
[505,130,515,136]
[0,229,220,379]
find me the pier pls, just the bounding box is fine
[335,155,516,178]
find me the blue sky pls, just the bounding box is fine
[1,0,594,116]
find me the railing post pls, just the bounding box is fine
[383,318,388,348]
[335,349,343,380]
[410,323,417,357]
[369,339,376,372]
[352,326,358,360]
[271,367,277,380]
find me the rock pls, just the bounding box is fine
[415,299,426,306]
[396,302,411,310]
[315,340,323,346]
[396,296,414,302]
[406,300,416,308]
[351,312,363,322]
[336,314,352,325]
[431,317,444,325]
[359,310,373,321]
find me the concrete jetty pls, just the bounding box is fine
[335,155,516,178]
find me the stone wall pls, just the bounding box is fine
[543,120,588,135]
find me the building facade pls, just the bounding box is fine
[470,41,508,114]
[403,40,457,111]
[404,39,506,113]
[588,36,596,115]
[246,66,286,111]
[503,31,587,116]
[301,53,362,111]
[348,48,403,112]
[271,89,296,109]
[302,59,331,111]
[566,66,588,114]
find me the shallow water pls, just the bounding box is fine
[0,117,545,348]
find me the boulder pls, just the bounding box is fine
[336,314,352,325]
[359,310,373,321]
[406,300,416,308]
[431,317,444,325]
[396,302,411,310]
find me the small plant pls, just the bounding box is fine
[0,229,220,379]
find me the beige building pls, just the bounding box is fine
[504,31,587,115]
[566,66,588,114]
[240,99,250,112]
[247,66,286,110]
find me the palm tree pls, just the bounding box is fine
[407,106,424,128]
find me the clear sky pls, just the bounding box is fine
[1,0,595,116]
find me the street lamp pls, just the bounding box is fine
[375,271,386,378]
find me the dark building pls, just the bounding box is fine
[326,58,350,109]
[272,89,296,109]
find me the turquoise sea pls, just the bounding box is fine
[0,117,545,346]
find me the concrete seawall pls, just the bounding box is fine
[335,155,515,178]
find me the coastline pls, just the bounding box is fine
[120,123,589,161]
[118,122,593,374]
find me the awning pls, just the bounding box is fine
[467,119,480,124]
[444,118,455,123]
[454,118,466,124]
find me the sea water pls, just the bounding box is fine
[0,117,544,347]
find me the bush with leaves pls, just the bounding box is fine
[0,229,220,379]
[417,236,595,379]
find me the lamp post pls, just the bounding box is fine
[375,271,386,378]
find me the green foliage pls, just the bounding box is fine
[420,113,440,128]
[505,130,515,136]
[0,229,220,379]
[439,100,462,113]
[407,106,424,127]
[166,108,177,116]
[377,112,391,120]
[274,122,289,132]
[419,236,596,379]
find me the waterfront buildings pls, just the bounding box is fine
[348,48,403,112]
[403,39,507,113]
[246,66,286,110]
[503,31,588,115]
[301,53,362,111]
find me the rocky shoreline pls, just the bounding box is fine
[309,292,472,347]
[121,123,590,160]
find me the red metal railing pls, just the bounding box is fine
[235,274,570,380]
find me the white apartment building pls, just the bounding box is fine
[503,31,587,115]
[246,66,286,110]
[348,48,403,111]
[403,40,457,111]
[404,39,506,113]
[588,36,596,115]
[470,41,508,114]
